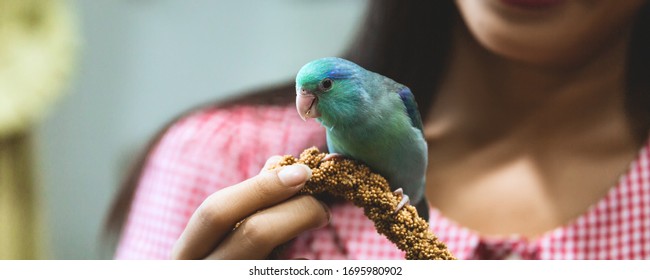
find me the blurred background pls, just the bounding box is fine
[0,0,368,259]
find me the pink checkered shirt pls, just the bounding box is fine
[115,104,650,259]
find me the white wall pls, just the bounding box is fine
[37,0,367,259]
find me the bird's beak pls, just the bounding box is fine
[296,88,320,121]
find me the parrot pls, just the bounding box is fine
[295,57,430,221]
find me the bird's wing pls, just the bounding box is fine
[397,87,424,134]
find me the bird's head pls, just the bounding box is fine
[295,57,366,127]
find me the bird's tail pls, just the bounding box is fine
[416,199,430,222]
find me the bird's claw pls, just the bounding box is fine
[321,153,344,162]
[393,188,410,214]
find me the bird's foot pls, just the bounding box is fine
[393,188,410,214]
[321,153,344,162]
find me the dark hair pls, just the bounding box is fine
[626,1,650,140]
[104,0,650,250]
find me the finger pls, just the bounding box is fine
[206,195,330,259]
[260,155,283,173]
[171,163,312,259]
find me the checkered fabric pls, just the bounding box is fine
[114,104,650,259]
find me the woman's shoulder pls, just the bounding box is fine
[159,101,325,165]
[149,84,327,183]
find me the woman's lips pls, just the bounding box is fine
[500,0,564,9]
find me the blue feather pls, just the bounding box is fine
[398,87,424,134]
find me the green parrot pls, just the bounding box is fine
[295,57,430,221]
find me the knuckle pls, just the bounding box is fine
[237,216,274,250]
[195,193,227,227]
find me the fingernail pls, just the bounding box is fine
[277,164,312,188]
[318,200,331,226]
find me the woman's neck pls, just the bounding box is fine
[422,21,644,238]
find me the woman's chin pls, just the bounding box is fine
[455,0,646,67]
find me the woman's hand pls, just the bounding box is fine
[171,156,330,259]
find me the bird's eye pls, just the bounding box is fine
[319,78,333,91]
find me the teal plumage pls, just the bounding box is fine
[295,57,430,221]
